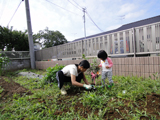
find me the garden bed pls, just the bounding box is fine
[0,69,160,119]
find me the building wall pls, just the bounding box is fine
[35,21,160,61]
[36,56,160,80]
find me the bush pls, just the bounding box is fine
[0,53,10,75]
[88,58,100,74]
[43,64,65,84]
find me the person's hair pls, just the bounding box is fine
[79,60,90,69]
[97,50,108,60]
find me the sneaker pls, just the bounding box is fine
[108,83,114,88]
[61,87,67,95]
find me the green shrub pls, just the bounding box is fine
[88,58,100,74]
[0,53,10,75]
[43,64,64,84]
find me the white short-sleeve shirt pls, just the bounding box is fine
[101,60,112,72]
[61,64,79,77]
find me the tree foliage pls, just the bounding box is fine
[33,27,68,48]
[0,26,29,51]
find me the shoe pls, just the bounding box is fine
[61,87,67,95]
[108,83,114,88]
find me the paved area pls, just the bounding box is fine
[18,72,44,79]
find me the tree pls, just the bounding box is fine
[0,26,29,51]
[33,27,68,48]
[11,30,29,51]
[0,26,12,51]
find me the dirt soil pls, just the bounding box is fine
[0,77,160,119]
[0,77,32,102]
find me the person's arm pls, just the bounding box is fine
[82,72,90,85]
[70,74,84,87]
[98,62,102,67]
[107,57,113,68]
[71,73,91,89]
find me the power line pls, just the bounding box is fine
[68,0,104,32]
[45,0,81,16]
[86,11,104,32]
[67,0,82,11]
[71,0,83,9]
[7,0,24,26]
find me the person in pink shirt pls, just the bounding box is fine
[97,50,114,88]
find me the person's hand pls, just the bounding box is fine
[106,66,110,69]
[83,84,92,90]
[99,64,102,67]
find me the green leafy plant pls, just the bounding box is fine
[82,54,86,59]
[0,86,4,94]
[0,53,10,75]
[88,58,100,74]
[1,69,160,119]
[43,64,64,84]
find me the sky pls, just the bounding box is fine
[0,0,160,42]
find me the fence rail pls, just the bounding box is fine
[0,51,30,59]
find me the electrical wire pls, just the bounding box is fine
[86,11,104,32]
[45,0,81,16]
[46,0,103,33]
[71,0,83,9]
[67,0,82,11]
[68,0,104,32]
[7,0,24,26]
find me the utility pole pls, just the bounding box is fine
[82,8,86,57]
[25,0,35,69]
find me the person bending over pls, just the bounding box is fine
[56,60,92,95]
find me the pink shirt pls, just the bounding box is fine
[99,57,113,72]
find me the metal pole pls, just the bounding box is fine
[83,8,86,40]
[82,8,86,57]
[25,0,35,69]
[132,28,136,57]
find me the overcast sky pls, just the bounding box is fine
[0,0,160,41]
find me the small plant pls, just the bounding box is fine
[153,72,160,80]
[0,53,10,75]
[82,54,86,59]
[0,86,4,95]
[88,58,100,74]
[43,64,64,84]
[87,58,100,84]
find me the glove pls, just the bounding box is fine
[83,84,92,90]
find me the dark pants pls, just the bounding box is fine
[56,70,83,89]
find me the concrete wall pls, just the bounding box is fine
[36,56,160,79]
[4,59,30,71]
[112,57,160,79]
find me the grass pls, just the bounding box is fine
[0,69,160,119]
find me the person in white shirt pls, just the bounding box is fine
[97,50,114,88]
[56,60,92,95]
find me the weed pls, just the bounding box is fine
[1,69,160,119]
